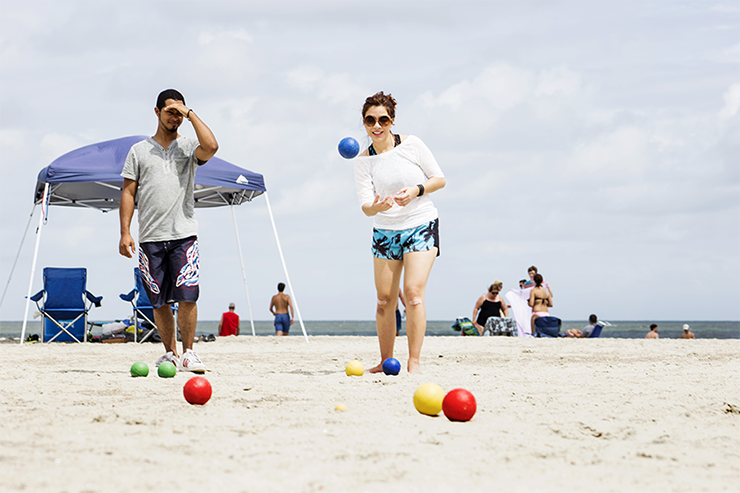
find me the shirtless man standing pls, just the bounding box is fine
[269,282,294,336]
[646,324,659,339]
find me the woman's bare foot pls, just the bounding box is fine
[408,359,423,375]
[366,363,384,374]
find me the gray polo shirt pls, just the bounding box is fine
[581,324,595,337]
[121,136,204,243]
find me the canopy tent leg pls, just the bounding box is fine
[21,183,50,345]
[263,193,308,343]
[231,204,256,336]
[0,203,37,313]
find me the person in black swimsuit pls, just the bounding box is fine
[471,281,509,335]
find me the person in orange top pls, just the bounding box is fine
[218,303,240,337]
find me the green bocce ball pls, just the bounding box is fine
[157,361,177,378]
[130,361,149,377]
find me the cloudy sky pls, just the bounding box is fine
[1,0,738,325]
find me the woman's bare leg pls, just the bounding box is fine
[368,257,403,373]
[402,249,437,374]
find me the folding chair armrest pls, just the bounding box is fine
[86,291,103,308]
[120,289,136,302]
[30,290,45,302]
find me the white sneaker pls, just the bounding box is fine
[180,349,206,374]
[155,351,180,368]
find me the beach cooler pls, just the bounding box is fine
[30,267,102,343]
[533,316,561,338]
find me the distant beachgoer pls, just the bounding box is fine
[270,283,294,336]
[681,324,695,339]
[646,324,659,339]
[395,290,406,336]
[218,303,240,337]
[519,279,527,289]
[472,281,509,336]
[528,274,552,330]
[353,91,446,374]
[565,314,598,338]
[524,266,553,297]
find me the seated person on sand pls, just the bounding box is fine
[565,314,599,338]
[680,324,695,339]
[528,274,552,330]
[472,280,509,336]
[645,324,659,339]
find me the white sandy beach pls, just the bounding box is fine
[1,336,738,493]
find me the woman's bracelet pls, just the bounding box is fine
[417,184,425,196]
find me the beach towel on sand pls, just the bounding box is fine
[505,288,533,337]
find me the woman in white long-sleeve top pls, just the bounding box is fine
[353,91,446,374]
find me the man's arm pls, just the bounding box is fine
[269,296,276,316]
[218,314,224,334]
[288,296,294,323]
[119,178,138,258]
[163,102,218,162]
[236,317,240,336]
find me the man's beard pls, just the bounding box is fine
[162,121,179,134]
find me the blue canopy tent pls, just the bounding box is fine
[12,135,307,343]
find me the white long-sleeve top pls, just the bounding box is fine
[353,135,444,230]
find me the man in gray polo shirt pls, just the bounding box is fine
[119,89,218,373]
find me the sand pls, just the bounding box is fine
[0,336,738,493]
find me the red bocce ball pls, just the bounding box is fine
[442,388,477,422]
[183,376,212,405]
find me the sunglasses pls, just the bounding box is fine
[363,115,392,127]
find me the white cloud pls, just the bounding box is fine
[418,62,535,111]
[719,82,740,123]
[285,65,365,105]
[198,29,252,46]
[40,133,86,163]
[707,42,740,64]
[534,66,582,97]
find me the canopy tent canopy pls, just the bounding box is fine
[11,135,307,343]
[34,135,266,210]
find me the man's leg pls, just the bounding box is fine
[178,302,197,352]
[154,304,177,356]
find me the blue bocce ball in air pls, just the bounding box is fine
[338,137,360,159]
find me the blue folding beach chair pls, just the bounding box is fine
[534,316,562,338]
[30,267,103,343]
[119,268,158,343]
[588,321,605,338]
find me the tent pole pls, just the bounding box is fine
[0,203,37,313]
[231,204,256,336]
[21,183,49,345]
[263,193,308,343]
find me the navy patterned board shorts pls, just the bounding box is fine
[372,219,440,260]
[138,235,200,309]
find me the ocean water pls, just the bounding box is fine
[1,319,737,340]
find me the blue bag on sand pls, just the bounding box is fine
[452,317,478,336]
